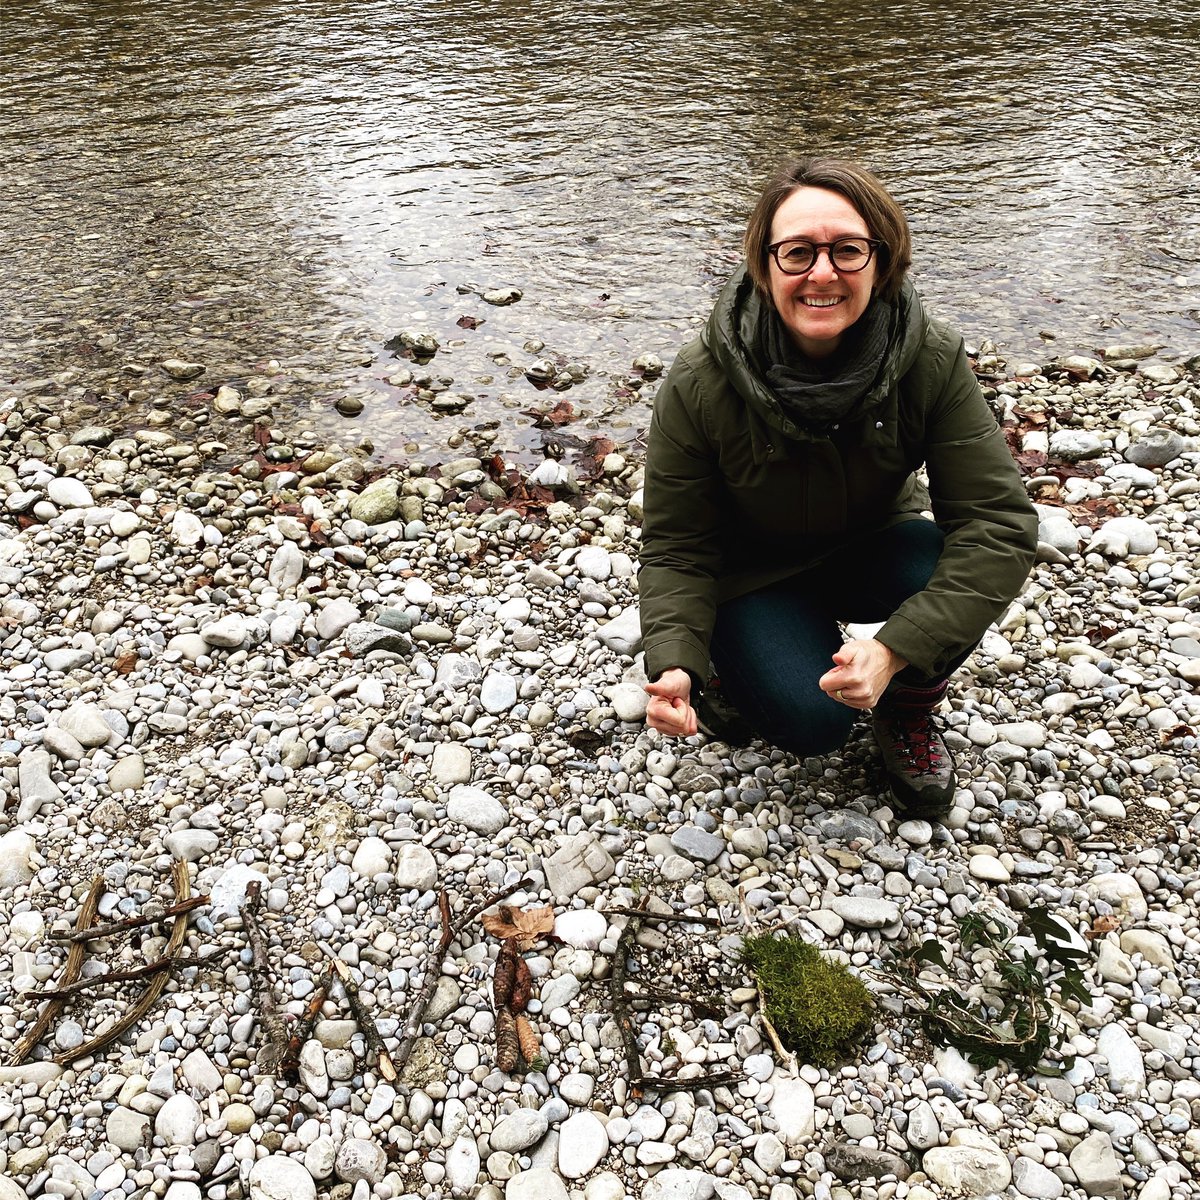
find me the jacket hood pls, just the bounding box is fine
[700,263,929,442]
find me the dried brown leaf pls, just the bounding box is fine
[495,1006,518,1073]
[515,1014,539,1065]
[481,905,555,950]
[114,652,139,675]
[524,400,574,428]
[1084,914,1121,941]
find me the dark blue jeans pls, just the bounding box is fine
[709,519,952,757]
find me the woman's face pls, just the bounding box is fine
[767,186,878,359]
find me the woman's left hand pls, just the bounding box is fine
[819,638,908,710]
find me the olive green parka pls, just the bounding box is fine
[638,265,1038,687]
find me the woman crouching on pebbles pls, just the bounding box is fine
[638,156,1038,819]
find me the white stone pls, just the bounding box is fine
[445,1135,481,1192]
[432,741,473,785]
[170,510,205,547]
[48,477,94,508]
[480,671,518,713]
[491,1108,549,1153]
[828,896,899,928]
[248,1155,317,1200]
[335,1137,386,1184]
[180,1049,222,1096]
[610,682,649,721]
[505,1169,569,1200]
[555,910,608,950]
[923,1130,1011,1194]
[60,703,113,747]
[575,546,612,579]
[1068,1131,1123,1198]
[1090,516,1159,558]
[269,542,305,590]
[447,785,508,835]
[392,843,436,891]
[558,1111,608,1178]
[352,836,393,880]
[1083,872,1149,922]
[0,830,36,889]
[596,606,642,656]
[201,615,250,648]
[769,1074,816,1146]
[1096,1023,1146,1096]
[1012,1155,1065,1198]
[155,1094,203,1146]
[208,865,270,917]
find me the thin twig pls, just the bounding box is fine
[58,859,195,1064]
[628,1069,744,1094]
[9,876,104,1065]
[394,890,452,1078]
[237,878,288,1072]
[331,958,397,1082]
[392,876,534,1080]
[611,896,649,1098]
[603,906,723,928]
[48,895,209,943]
[625,986,724,1019]
[757,988,798,1077]
[25,956,179,1000]
[280,965,333,1081]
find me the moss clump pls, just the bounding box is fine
[741,934,874,1067]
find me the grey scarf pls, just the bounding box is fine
[757,297,895,432]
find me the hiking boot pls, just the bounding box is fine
[871,680,956,818]
[696,676,757,746]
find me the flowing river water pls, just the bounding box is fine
[2,0,1198,464]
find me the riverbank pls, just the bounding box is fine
[0,353,1198,1200]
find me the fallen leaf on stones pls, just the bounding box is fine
[524,400,574,428]
[456,315,483,330]
[1162,724,1193,744]
[1085,915,1121,940]
[114,652,139,675]
[482,905,555,949]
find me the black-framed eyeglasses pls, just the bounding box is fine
[768,236,881,276]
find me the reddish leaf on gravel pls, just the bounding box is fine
[524,400,574,428]
[464,493,490,514]
[114,652,139,675]
[575,436,615,482]
[253,424,271,447]
[456,315,484,330]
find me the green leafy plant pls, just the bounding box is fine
[881,903,1091,1075]
[741,934,875,1067]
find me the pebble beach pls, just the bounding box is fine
[1,345,1199,1200]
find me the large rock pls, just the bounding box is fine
[558,1111,608,1178]
[922,1130,1011,1194]
[1096,1023,1145,1096]
[248,1155,317,1200]
[505,1169,569,1200]
[543,833,615,898]
[491,1108,549,1153]
[1069,1131,1124,1198]
[155,1094,203,1146]
[446,786,508,835]
[0,830,37,889]
[769,1074,816,1146]
[825,1142,911,1182]
[596,606,642,657]
[350,479,401,525]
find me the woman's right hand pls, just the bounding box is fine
[644,668,698,737]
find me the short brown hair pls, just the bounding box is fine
[743,157,912,303]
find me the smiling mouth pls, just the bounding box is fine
[800,296,844,308]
